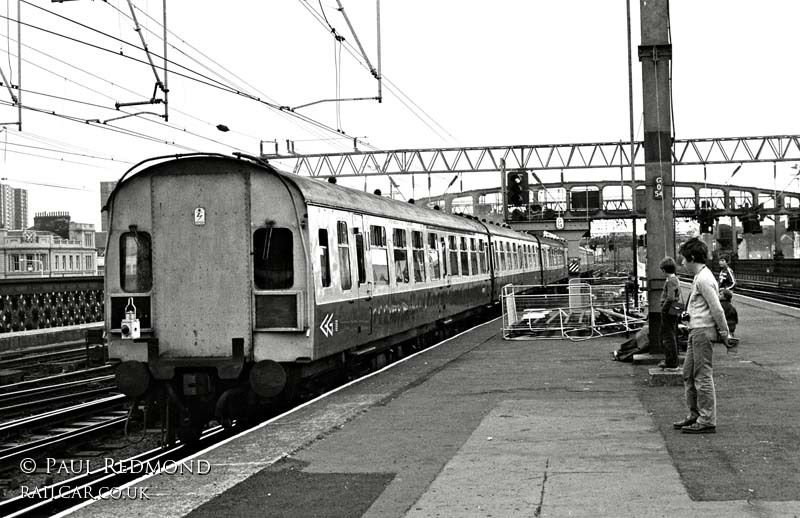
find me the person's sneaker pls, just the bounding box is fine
[681,422,716,434]
[672,417,697,429]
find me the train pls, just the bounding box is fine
[104,154,593,441]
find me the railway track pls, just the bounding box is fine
[0,375,117,417]
[677,274,800,308]
[0,395,127,473]
[0,313,507,516]
[0,342,106,379]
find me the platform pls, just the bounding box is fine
[64,293,800,517]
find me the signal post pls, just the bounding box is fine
[639,0,675,353]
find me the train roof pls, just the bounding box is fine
[109,154,545,243]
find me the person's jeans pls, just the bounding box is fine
[660,313,679,368]
[683,327,717,426]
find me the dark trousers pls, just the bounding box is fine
[660,313,679,368]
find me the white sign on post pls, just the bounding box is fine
[653,177,663,200]
[556,216,564,230]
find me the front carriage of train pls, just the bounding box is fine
[105,155,311,443]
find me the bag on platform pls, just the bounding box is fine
[666,300,685,316]
[665,283,685,316]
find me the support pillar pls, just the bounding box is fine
[639,0,675,354]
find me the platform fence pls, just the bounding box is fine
[502,277,646,341]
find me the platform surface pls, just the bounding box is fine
[66,294,800,517]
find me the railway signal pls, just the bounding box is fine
[506,171,529,207]
[788,214,800,232]
[740,212,762,234]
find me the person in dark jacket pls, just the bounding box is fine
[658,256,681,369]
[719,289,738,336]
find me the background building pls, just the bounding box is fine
[13,188,28,230]
[0,212,98,279]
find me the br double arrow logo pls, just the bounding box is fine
[319,313,336,338]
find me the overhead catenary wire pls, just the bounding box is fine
[104,1,353,152]
[3,5,372,148]
[0,33,270,146]
[0,138,132,163]
[297,0,455,144]
[0,98,199,151]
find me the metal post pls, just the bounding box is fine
[17,0,21,130]
[639,0,675,353]
[500,158,508,222]
[162,0,168,121]
[626,0,638,304]
[773,162,782,258]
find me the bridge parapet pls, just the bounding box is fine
[0,276,104,333]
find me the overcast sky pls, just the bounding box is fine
[1,0,799,229]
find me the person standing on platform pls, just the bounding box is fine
[673,238,732,434]
[718,255,736,291]
[658,257,681,369]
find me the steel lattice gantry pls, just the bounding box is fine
[266,134,800,177]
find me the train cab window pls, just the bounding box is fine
[337,222,352,291]
[428,233,441,280]
[460,237,469,276]
[120,231,152,292]
[253,227,293,290]
[318,229,331,287]
[393,228,410,284]
[370,225,389,285]
[448,236,459,276]
[469,238,479,276]
[412,231,425,282]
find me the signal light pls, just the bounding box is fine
[788,214,800,232]
[506,171,529,207]
[698,210,714,234]
[740,213,762,234]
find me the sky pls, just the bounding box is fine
[1,0,800,230]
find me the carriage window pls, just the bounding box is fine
[120,231,152,292]
[470,238,479,276]
[440,236,448,276]
[355,230,366,284]
[412,231,425,282]
[428,233,441,280]
[318,229,331,287]
[500,242,507,271]
[393,228,409,284]
[370,225,389,285]
[512,243,518,270]
[253,228,293,289]
[448,236,460,275]
[478,240,487,274]
[459,237,469,276]
[337,222,352,290]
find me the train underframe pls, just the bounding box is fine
[115,303,499,445]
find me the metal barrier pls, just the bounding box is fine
[502,277,646,341]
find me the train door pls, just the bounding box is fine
[353,216,372,341]
[151,172,251,358]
